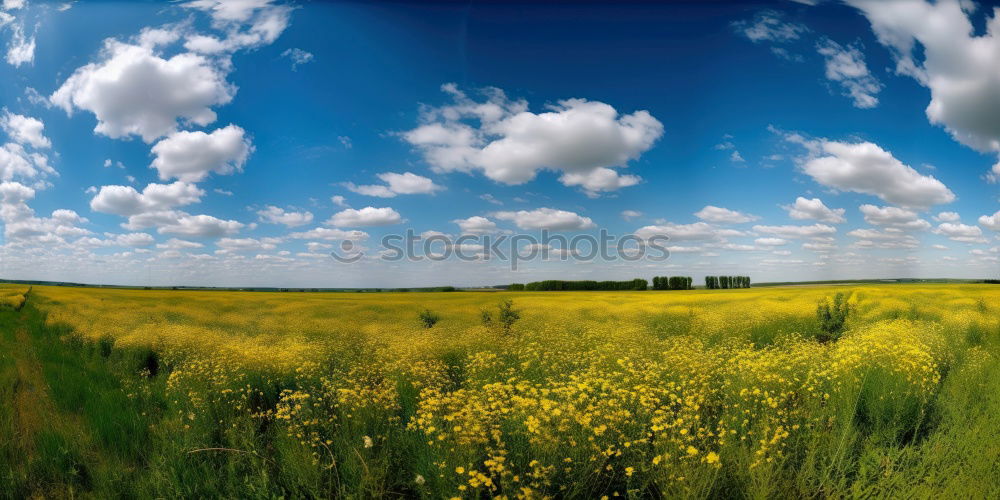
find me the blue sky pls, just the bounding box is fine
[0,0,998,287]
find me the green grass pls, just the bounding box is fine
[0,304,291,497]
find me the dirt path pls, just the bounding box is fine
[3,301,97,497]
[10,319,56,460]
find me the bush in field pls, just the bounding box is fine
[98,334,115,358]
[418,309,440,328]
[496,299,521,334]
[481,299,521,335]
[816,292,851,342]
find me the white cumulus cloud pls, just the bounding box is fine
[733,10,807,43]
[150,125,252,182]
[403,84,662,195]
[288,227,367,241]
[858,204,930,230]
[620,210,642,221]
[753,223,837,239]
[934,222,987,244]
[492,207,595,231]
[559,168,640,197]
[934,211,961,222]
[182,0,292,53]
[634,222,725,242]
[184,0,274,23]
[0,110,48,149]
[90,182,204,216]
[979,210,1000,231]
[158,214,243,238]
[694,205,759,224]
[344,172,442,198]
[848,0,1000,175]
[217,236,282,252]
[256,205,313,227]
[755,237,788,247]
[108,232,156,247]
[6,23,34,67]
[453,216,497,234]
[0,142,52,181]
[816,38,882,108]
[790,136,955,208]
[848,228,920,249]
[327,206,402,227]
[157,238,204,250]
[51,28,236,142]
[784,197,846,223]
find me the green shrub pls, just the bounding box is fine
[816,292,851,342]
[481,299,521,335]
[98,335,115,358]
[418,309,440,328]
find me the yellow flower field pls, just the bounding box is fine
[0,284,28,310]
[6,283,1000,497]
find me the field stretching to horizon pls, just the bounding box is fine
[2,283,1000,498]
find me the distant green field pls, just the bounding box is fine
[752,278,985,287]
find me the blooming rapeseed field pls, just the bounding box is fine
[0,284,28,310]
[5,284,1000,497]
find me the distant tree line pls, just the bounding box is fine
[985,279,1000,284]
[705,276,751,289]
[515,279,648,291]
[395,286,457,292]
[652,276,693,290]
[352,286,457,293]
[509,277,751,291]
